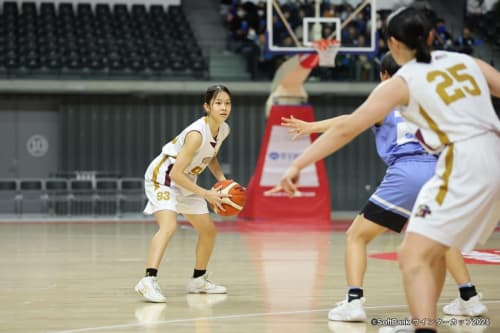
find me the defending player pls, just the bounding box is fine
[282,52,487,322]
[271,7,500,333]
[135,85,232,302]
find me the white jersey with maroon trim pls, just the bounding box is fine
[145,116,230,195]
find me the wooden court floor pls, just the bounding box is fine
[0,219,499,333]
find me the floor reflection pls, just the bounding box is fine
[186,294,228,311]
[134,303,167,327]
[328,321,368,333]
[242,231,332,333]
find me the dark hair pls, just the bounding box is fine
[204,84,232,105]
[387,7,432,63]
[419,7,438,27]
[380,51,400,76]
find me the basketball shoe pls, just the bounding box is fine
[328,297,367,322]
[442,294,487,316]
[134,276,167,303]
[186,273,227,294]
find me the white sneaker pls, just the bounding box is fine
[135,276,167,303]
[378,326,414,333]
[443,294,487,316]
[186,273,227,294]
[328,298,367,322]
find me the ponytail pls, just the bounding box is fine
[415,35,431,63]
[387,7,433,64]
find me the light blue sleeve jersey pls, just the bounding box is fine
[372,109,436,166]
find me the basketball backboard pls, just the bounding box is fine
[266,0,377,53]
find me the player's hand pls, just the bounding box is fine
[264,185,302,197]
[264,186,281,196]
[281,116,312,140]
[264,165,301,197]
[203,187,231,212]
[280,165,301,196]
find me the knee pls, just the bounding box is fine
[397,242,436,274]
[345,226,371,245]
[158,221,177,235]
[397,243,414,273]
[345,228,360,243]
[199,222,217,238]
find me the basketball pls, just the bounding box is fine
[210,180,246,217]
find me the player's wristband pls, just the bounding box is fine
[298,53,319,68]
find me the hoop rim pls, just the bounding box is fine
[312,39,341,52]
[313,39,340,67]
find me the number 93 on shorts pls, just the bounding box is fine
[143,179,209,215]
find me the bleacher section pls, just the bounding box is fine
[0,175,146,217]
[0,1,208,80]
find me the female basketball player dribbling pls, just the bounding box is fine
[272,7,500,333]
[135,85,232,302]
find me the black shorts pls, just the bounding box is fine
[360,201,408,233]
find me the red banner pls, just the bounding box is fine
[239,104,331,222]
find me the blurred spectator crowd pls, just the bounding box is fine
[221,0,493,81]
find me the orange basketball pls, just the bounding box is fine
[210,180,246,217]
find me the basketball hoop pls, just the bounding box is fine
[313,39,340,67]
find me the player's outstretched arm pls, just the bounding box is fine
[475,58,500,97]
[276,77,408,196]
[281,115,350,140]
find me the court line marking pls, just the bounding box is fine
[47,300,500,333]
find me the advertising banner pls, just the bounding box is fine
[239,104,331,221]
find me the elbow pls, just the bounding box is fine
[336,115,367,140]
[169,169,183,184]
[333,125,359,141]
[339,128,355,139]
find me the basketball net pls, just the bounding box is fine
[313,39,340,67]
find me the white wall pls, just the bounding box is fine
[16,0,181,8]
